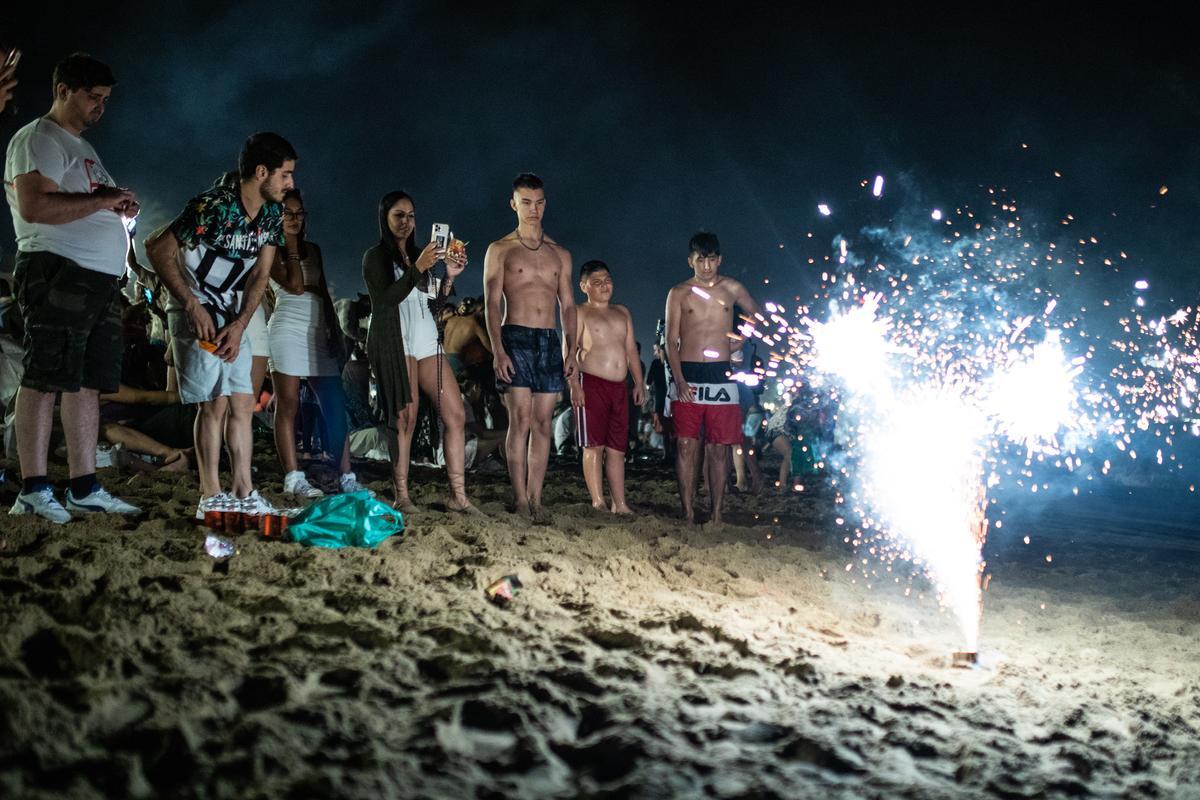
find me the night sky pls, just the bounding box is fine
[2,5,1198,351]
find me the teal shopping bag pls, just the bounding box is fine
[287,491,403,548]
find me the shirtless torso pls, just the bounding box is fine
[442,313,490,361]
[485,234,572,327]
[483,230,577,381]
[577,303,635,383]
[665,274,760,400]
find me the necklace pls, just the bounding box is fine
[516,230,545,251]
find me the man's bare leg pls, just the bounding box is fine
[705,442,731,524]
[676,436,701,523]
[14,387,56,479]
[195,396,229,498]
[607,447,632,514]
[526,392,557,520]
[503,388,532,514]
[225,393,255,498]
[582,446,605,510]
[101,421,181,461]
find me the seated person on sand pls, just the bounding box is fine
[569,260,645,514]
[97,303,193,471]
[442,296,492,381]
[0,276,26,438]
[99,383,194,472]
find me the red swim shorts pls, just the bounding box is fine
[672,401,743,446]
[575,372,629,451]
[671,360,743,445]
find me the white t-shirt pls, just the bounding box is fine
[4,118,130,276]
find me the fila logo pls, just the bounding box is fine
[696,386,732,402]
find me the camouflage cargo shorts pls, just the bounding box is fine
[13,250,122,394]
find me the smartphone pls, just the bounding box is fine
[2,49,20,70]
[431,223,450,250]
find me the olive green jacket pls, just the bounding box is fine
[362,243,419,428]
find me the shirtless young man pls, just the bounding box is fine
[664,232,762,524]
[483,173,577,522]
[570,260,645,513]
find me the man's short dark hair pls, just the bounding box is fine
[513,172,544,193]
[238,132,298,180]
[580,260,610,281]
[51,53,116,95]
[689,232,721,257]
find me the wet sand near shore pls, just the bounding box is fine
[1,448,1198,799]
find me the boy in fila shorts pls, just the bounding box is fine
[569,260,644,513]
[664,232,761,524]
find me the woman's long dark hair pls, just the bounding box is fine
[282,187,310,260]
[377,190,421,268]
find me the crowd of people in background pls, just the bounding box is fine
[0,50,835,528]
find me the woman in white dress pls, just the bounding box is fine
[269,190,365,498]
[387,197,478,514]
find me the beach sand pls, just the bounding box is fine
[1,449,1198,798]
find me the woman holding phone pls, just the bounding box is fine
[268,189,365,498]
[363,191,478,514]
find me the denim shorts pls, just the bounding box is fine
[498,324,564,394]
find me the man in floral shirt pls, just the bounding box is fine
[146,132,295,520]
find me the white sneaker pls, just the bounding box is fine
[239,490,278,517]
[66,487,140,514]
[196,492,234,521]
[338,472,373,495]
[283,470,324,499]
[10,488,71,524]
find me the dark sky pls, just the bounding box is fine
[3,4,1199,349]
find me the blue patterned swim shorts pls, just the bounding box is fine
[498,324,564,394]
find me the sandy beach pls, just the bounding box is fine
[1,448,1198,799]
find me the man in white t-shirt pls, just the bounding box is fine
[3,53,140,523]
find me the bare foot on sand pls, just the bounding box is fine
[530,505,553,526]
[162,450,190,473]
[612,503,633,515]
[591,500,609,513]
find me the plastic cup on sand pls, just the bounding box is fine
[260,513,289,541]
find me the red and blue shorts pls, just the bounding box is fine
[575,372,629,452]
[670,361,742,446]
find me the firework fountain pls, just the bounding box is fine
[736,187,1137,656]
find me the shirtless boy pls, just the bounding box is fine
[664,232,761,524]
[570,260,645,513]
[483,173,577,522]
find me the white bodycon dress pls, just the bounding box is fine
[267,245,340,377]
